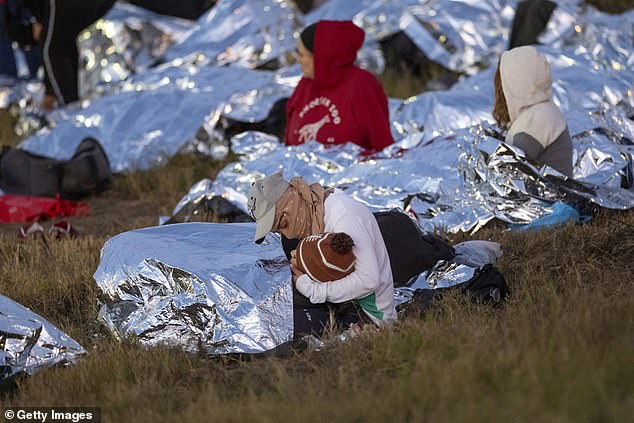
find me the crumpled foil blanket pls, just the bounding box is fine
[0,295,86,381]
[77,2,194,100]
[162,0,303,69]
[166,113,634,233]
[94,222,294,355]
[391,45,633,141]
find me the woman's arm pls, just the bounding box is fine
[295,211,384,303]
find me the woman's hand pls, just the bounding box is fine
[290,250,305,284]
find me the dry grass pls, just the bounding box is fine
[0,109,20,147]
[380,66,430,100]
[0,151,633,421]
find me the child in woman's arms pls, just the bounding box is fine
[291,232,355,283]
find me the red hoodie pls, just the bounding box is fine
[285,21,394,151]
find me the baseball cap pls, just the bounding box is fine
[247,171,289,243]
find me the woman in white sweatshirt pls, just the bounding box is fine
[248,172,396,337]
[492,45,573,177]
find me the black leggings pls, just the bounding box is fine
[282,236,369,338]
[34,0,115,105]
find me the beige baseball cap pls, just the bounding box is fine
[247,171,289,243]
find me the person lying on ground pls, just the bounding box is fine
[285,20,394,152]
[492,45,573,177]
[248,171,396,338]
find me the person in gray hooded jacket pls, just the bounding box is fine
[492,45,573,177]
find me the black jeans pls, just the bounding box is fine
[282,236,369,338]
[25,0,214,105]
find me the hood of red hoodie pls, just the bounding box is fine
[313,20,364,88]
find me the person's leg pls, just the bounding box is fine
[332,300,371,329]
[0,3,18,77]
[41,0,114,105]
[0,39,17,77]
[41,0,75,105]
[293,304,332,338]
[22,44,41,78]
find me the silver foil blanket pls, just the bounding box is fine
[391,46,634,141]
[78,2,194,100]
[163,0,303,69]
[309,0,567,74]
[94,223,293,355]
[167,116,634,234]
[394,262,477,307]
[398,0,517,74]
[19,65,288,172]
[0,77,45,140]
[0,295,86,381]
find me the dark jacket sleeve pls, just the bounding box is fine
[512,132,544,161]
[512,130,574,177]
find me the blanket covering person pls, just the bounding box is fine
[248,172,396,332]
[494,45,573,177]
[285,20,394,151]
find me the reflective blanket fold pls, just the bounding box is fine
[94,222,294,355]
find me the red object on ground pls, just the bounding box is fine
[0,194,90,223]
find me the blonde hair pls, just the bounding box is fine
[492,60,510,129]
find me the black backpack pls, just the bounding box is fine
[397,264,510,317]
[0,137,111,199]
[460,264,510,305]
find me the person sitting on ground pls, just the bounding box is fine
[493,45,573,177]
[248,171,396,338]
[285,20,394,152]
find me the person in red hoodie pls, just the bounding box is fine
[285,20,394,152]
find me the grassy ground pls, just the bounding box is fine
[1,2,633,421]
[0,143,632,422]
[0,157,632,421]
[0,109,20,147]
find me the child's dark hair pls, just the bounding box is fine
[330,233,354,254]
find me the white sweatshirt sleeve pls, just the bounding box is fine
[295,198,384,304]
